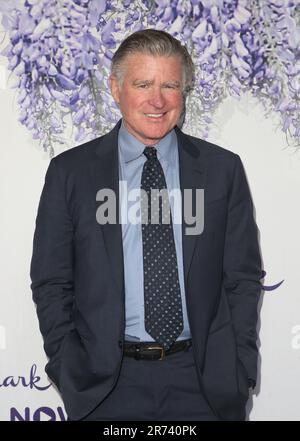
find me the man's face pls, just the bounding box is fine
[109,53,184,145]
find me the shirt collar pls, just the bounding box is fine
[118,119,177,166]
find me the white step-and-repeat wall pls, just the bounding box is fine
[0,1,299,421]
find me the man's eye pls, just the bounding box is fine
[138,84,149,88]
[164,84,178,89]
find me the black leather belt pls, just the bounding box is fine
[123,339,192,360]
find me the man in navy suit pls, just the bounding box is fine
[30,29,262,421]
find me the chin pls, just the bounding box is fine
[142,125,171,140]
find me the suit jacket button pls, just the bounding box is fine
[118,340,123,348]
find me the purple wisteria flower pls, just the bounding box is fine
[0,0,299,155]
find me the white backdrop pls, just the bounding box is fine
[1,50,300,421]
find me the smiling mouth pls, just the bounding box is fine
[144,113,166,119]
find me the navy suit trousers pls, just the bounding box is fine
[76,342,220,421]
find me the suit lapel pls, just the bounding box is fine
[93,120,124,295]
[175,126,208,287]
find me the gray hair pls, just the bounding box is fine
[111,29,194,95]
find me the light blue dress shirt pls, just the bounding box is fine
[118,120,191,342]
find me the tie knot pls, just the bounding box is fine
[143,146,157,160]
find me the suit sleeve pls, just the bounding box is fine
[30,157,75,390]
[222,154,262,389]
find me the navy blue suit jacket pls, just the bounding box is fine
[30,120,262,420]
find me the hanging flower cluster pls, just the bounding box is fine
[0,0,299,156]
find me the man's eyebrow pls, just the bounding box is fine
[163,80,181,87]
[132,79,181,87]
[132,79,154,85]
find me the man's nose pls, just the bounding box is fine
[148,88,166,108]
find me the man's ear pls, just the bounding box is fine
[109,75,120,105]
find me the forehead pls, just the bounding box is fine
[121,53,182,80]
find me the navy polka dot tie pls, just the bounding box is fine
[141,146,183,351]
